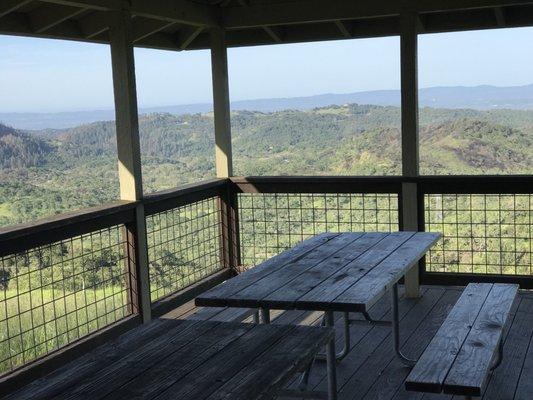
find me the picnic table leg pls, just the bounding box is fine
[391,282,417,367]
[324,311,338,400]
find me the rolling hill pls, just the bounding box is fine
[0,103,531,226]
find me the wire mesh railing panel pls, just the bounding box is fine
[238,193,399,267]
[0,226,131,375]
[146,197,223,302]
[425,194,532,275]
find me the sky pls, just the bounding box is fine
[1,27,533,112]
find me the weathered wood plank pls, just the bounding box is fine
[151,324,301,400]
[204,326,333,400]
[55,320,219,399]
[297,232,416,311]
[221,232,364,308]
[514,303,533,400]
[443,284,519,396]
[102,321,257,400]
[5,319,175,400]
[405,283,493,393]
[195,232,338,307]
[261,232,387,308]
[335,232,441,311]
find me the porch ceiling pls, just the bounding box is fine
[2,0,533,51]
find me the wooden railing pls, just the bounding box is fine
[0,175,531,391]
[229,176,533,288]
[0,178,231,390]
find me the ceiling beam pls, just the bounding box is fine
[78,11,111,38]
[223,0,533,29]
[262,25,284,42]
[28,4,86,33]
[0,0,32,18]
[129,0,218,27]
[176,25,204,50]
[334,20,352,37]
[132,19,176,43]
[39,0,218,27]
[494,7,507,26]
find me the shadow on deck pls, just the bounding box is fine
[166,285,533,400]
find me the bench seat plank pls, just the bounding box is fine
[405,283,493,393]
[405,283,518,396]
[443,283,518,396]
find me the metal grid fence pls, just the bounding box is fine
[238,192,399,267]
[0,226,131,375]
[146,197,223,302]
[425,194,532,275]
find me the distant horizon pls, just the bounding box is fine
[3,27,533,113]
[2,82,533,115]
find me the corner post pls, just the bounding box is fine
[109,6,151,322]
[400,12,421,298]
[210,27,239,273]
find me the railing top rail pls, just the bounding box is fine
[0,201,138,257]
[143,178,228,215]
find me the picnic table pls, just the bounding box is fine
[7,319,337,400]
[196,231,441,365]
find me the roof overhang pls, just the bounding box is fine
[2,0,533,51]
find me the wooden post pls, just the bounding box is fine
[210,27,239,272]
[109,6,151,323]
[400,12,421,298]
[210,26,233,178]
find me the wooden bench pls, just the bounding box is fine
[405,283,518,398]
[186,306,260,323]
[7,319,337,400]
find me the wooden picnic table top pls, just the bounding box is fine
[196,232,441,313]
[7,319,333,400]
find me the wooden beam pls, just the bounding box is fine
[132,18,176,43]
[0,0,32,18]
[78,11,111,38]
[494,7,507,26]
[210,27,233,178]
[28,4,86,33]
[176,25,204,50]
[129,0,218,27]
[222,0,533,29]
[39,0,217,27]
[109,9,152,323]
[400,13,420,299]
[334,20,352,37]
[262,25,284,42]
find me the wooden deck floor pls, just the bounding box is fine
[166,285,533,400]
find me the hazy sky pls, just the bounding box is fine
[2,27,533,112]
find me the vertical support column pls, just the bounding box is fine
[109,7,151,323]
[400,12,421,298]
[210,26,233,178]
[210,27,239,273]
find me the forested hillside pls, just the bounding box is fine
[0,103,532,226]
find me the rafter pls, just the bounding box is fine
[0,0,32,18]
[28,4,86,33]
[494,7,507,26]
[262,26,284,42]
[78,11,111,38]
[132,19,176,43]
[223,0,533,29]
[39,0,218,27]
[334,20,352,37]
[176,25,204,50]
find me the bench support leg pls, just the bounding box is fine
[316,311,351,362]
[391,283,417,367]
